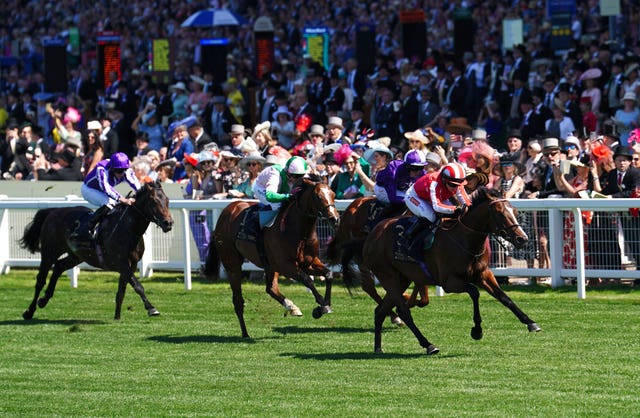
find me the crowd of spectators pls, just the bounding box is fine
[0,0,639,275]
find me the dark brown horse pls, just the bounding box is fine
[326,196,428,326]
[203,174,340,338]
[19,181,174,320]
[359,187,540,354]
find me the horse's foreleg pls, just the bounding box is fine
[24,261,52,320]
[264,270,300,316]
[374,294,396,353]
[464,283,483,340]
[127,273,159,317]
[392,285,439,355]
[294,270,332,319]
[479,270,541,332]
[405,285,430,308]
[38,255,81,309]
[114,273,127,320]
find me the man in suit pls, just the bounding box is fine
[557,83,582,134]
[398,82,419,134]
[344,98,369,141]
[258,81,278,124]
[188,120,213,152]
[345,58,367,100]
[202,95,236,147]
[445,64,467,117]
[373,87,400,144]
[417,86,440,127]
[600,145,640,270]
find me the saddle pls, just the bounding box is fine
[365,201,405,233]
[237,205,261,243]
[393,217,435,263]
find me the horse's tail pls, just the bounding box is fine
[340,238,366,290]
[19,208,55,253]
[202,241,221,280]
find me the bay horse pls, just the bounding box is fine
[359,187,541,354]
[203,174,340,338]
[325,196,428,326]
[19,181,174,320]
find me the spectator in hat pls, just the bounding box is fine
[613,92,640,145]
[528,137,570,199]
[579,68,602,115]
[187,120,212,153]
[604,58,625,116]
[212,150,247,199]
[418,85,440,128]
[168,81,189,120]
[398,82,420,134]
[324,68,345,117]
[563,135,582,162]
[252,120,275,157]
[232,153,267,199]
[344,98,369,140]
[546,98,576,140]
[155,159,175,183]
[271,106,296,149]
[187,75,208,116]
[93,116,118,160]
[131,102,165,152]
[331,147,370,199]
[373,87,400,144]
[227,124,247,156]
[325,116,350,145]
[133,132,152,157]
[621,63,640,98]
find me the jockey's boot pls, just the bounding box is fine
[71,205,110,247]
[255,230,270,271]
[405,217,433,260]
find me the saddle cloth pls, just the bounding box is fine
[393,217,435,263]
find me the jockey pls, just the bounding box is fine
[71,152,141,245]
[374,149,427,205]
[253,155,308,215]
[403,162,472,258]
[251,155,308,268]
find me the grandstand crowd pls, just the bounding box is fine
[0,0,639,277]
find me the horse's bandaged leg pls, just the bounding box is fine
[283,298,302,316]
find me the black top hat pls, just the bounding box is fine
[613,145,634,160]
[557,83,572,93]
[602,121,620,140]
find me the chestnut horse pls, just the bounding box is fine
[19,181,174,320]
[326,197,428,326]
[203,174,340,338]
[360,187,541,354]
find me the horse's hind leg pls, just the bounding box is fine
[361,268,404,326]
[479,270,541,332]
[229,269,249,338]
[37,255,81,310]
[464,283,483,340]
[23,259,54,320]
[125,272,159,318]
[264,270,302,317]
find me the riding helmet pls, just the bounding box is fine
[109,152,131,169]
[285,156,308,175]
[441,162,467,185]
[404,149,427,166]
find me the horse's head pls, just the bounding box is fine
[297,174,340,229]
[468,187,528,248]
[135,181,174,232]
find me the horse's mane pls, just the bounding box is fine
[469,186,500,206]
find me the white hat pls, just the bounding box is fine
[326,116,344,129]
[229,124,245,136]
[252,121,270,137]
[272,105,292,120]
[472,128,488,141]
[87,120,101,130]
[622,92,637,102]
[564,135,581,152]
[308,124,325,136]
[169,81,188,92]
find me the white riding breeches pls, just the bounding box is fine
[404,184,437,223]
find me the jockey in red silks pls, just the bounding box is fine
[402,162,472,259]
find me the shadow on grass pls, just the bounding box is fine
[279,351,461,360]
[272,325,370,335]
[0,318,107,326]
[147,334,280,344]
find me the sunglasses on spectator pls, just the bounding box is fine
[544,151,560,157]
[246,162,261,167]
[500,162,514,166]
[564,145,577,150]
[634,157,640,161]
[222,158,235,162]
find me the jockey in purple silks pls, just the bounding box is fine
[71,152,140,244]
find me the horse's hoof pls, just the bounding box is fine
[22,310,34,320]
[284,306,303,317]
[312,305,332,319]
[147,308,160,317]
[391,317,405,327]
[37,298,48,308]
[374,348,384,354]
[470,326,483,340]
[426,344,440,355]
[528,322,542,332]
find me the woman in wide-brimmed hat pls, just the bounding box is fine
[613,92,640,145]
[580,67,602,114]
[271,105,296,149]
[231,153,267,199]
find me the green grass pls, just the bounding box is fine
[0,270,639,417]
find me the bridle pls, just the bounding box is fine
[127,186,168,227]
[440,197,523,258]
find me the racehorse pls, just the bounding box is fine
[203,174,340,338]
[19,181,174,320]
[325,196,428,326]
[359,186,541,354]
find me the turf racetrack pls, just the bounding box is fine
[0,270,638,416]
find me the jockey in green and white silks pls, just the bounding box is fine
[253,156,308,211]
